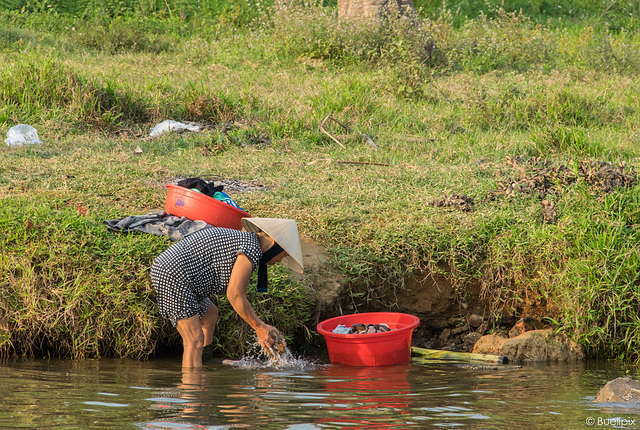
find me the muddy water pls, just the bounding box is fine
[1,355,639,429]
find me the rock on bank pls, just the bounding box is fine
[472,329,584,362]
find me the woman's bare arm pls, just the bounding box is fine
[226,253,281,349]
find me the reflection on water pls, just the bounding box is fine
[317,365,412,429]
[0,355,639,429]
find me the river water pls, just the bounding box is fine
[1,354,639,429]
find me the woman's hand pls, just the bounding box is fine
[256,323,286,359]
[255,323,282,350]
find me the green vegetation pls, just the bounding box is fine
[1,0,640,361]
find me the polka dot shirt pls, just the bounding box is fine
[150,227,262,326]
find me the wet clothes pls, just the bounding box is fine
[104,212,212,241]
[176,178,245,211]
[150,227,262,326]
[177,177,223,197]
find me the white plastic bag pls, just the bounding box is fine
[5,124,43,146]
[149,120,200,137]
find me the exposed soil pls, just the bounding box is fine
[299,241,502,353]
[429,193,474,212]
[429,158,638,223]
[209,178,267,193]
[170,177,267,193]
[296,241,344,323]
[488,156,637,200]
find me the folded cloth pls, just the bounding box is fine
[104,211,212,241]
[332,324,352,334]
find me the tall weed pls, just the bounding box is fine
[0,197,169,358]
[452,8,558,73]
[68,17,177,53]
[578,25,640,72]
[0,54,150,128]
[550,188,640,360]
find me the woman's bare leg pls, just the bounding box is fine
[176,315,205,368]
[201,303,218,346]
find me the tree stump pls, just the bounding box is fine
[338,0,417,25]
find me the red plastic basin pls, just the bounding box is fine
[164,184,251,230]
[316,312,420,366]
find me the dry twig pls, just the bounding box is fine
[319,115,380,150]
[319,115,348,149]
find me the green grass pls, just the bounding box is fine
[2,0,640,361]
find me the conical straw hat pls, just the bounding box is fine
[241,217,304,273]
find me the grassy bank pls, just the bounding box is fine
[1,0,640,361]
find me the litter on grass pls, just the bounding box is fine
[5,124,43,146]
[149,120,200,137]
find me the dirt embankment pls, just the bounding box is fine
[304,157,639,352]
[305,257,497,353]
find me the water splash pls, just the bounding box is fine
[227,338,318,370]
[230,350,317,370]
[265,346,311,369]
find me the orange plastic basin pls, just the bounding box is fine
[164,184,251,230]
